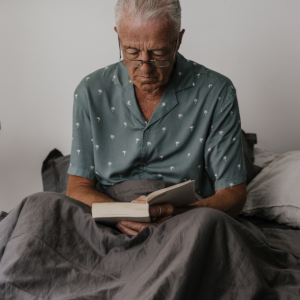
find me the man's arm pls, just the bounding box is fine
[66,175,116,207]
[150,181,247,220]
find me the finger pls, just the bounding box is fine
[116,224,139,236]
[149,204,174,218]
[117,221,154,232]
[131,195,147,204]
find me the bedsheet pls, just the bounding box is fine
[0,181,300,299]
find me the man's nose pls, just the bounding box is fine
[139,52,155,73]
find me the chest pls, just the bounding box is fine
[136,99,160,122]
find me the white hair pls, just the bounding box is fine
[115,0,181,38]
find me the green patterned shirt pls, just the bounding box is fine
[67,52,247,198]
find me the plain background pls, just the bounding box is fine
[1,0,299,212]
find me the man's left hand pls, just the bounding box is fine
[116,201,183,235]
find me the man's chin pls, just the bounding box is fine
[135,82,159,91]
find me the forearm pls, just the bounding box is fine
[66,185,116,207]
[176,183,247,218]
[190,193,245,218]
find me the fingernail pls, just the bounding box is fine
[118,223,124,227]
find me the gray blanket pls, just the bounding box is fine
[0,179,300,299]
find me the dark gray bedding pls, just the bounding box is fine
[0,179,300,299]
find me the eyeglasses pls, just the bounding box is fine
[118,36,178,68]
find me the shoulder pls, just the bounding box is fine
[191,60,237,106]
[73,62,119,112]
[192,61,235,89]
[75,62,119,95]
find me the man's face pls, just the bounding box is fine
[115,17,182,92]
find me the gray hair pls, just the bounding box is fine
[115,0,181,37]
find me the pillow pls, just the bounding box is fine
[242,151,300,228]
[41,149,70,194]
[253,145,280,169]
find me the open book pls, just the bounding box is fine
[92,180,196,225]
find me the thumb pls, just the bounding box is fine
[150,204,174,218]
[131,195,147,203]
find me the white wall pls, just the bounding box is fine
[1,0,299,212]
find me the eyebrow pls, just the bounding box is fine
[123,46,169,51]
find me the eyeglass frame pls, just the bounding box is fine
[118,36,179,68]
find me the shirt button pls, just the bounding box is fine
[145,129,150,132]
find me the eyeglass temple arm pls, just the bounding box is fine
[118,36,122,61]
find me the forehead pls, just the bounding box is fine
[118,17,174,49]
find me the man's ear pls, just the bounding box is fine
[114,26,118,33]
[177,29,185,52]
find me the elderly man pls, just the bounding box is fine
[66,0,247,235]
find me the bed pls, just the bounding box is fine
[0,131,299,299]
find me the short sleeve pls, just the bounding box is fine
[204,84,247,191]
[67,91,96,180]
